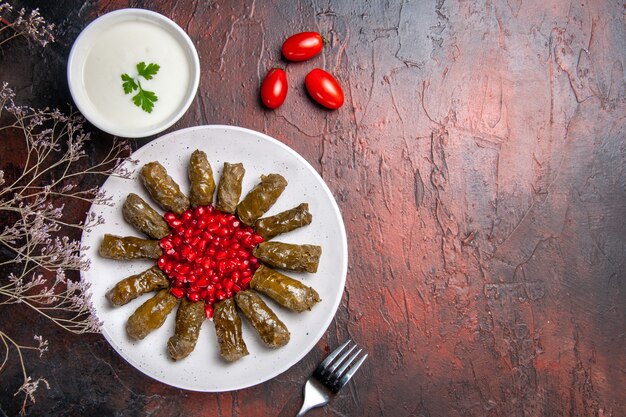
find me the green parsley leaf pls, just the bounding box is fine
[136,61,160,80]
[121,62,160,113]
[132,83,158,113]
[121,73,138,94]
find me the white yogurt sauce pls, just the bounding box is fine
[81,20,191,132]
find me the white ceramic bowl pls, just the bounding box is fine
[67,9,200,138]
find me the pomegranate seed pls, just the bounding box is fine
[223,279,234,291]
[188,292,200,302]
[182,211,193,222]
[157,256,167,268]
[160,238,173,250]
[242,269,252,277]
[233,284,242,292]
[232,220,240,227]
[194,239,207,253]
[170,219,183,228]
[196,277,209,288]
[216,290,226,300]
[204,304,213,318]
[171,287,184,298]
[253,234,264,244]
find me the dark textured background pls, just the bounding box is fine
[1,0,625,416]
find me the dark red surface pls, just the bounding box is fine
[1,0,625,416]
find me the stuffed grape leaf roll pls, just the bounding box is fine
[106,266,169,306]
[215,162,245,213]
[188,150,216,207]
[167,298,205,360]
[253,242,321,273]
[126,289,179,340]
[250,265,320,312]
[236,173,288,226]
[99,234,162,260]
[254,203,312,240]
[122,193,170,239]
[235,290,290,348]
[141,161,190,215]
[213,298,249,361]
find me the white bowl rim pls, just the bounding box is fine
[67,8,200,138]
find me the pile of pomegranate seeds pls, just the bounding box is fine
[157,205,264,318]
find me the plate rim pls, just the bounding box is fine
[81,124,348,392]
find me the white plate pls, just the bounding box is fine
[81,125,347,391]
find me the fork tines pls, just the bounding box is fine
[314,340,368,393]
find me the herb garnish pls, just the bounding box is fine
[121,62,160,113]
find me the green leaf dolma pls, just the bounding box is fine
[235,290,290,348]
[167,298,205,360]
[141,161,190,215]
[213,298,249,361]
[122,193,170,239]
[253,242,321,273]
[236,173,288,226]
[126,289,179,340]
[99,234,162,260]
[250,265,320,312]
[254,203,312,240]
[215,162,245,214]
[106,266,169,306]
[188,150,216,207]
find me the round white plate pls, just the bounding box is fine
[81,125,347,391]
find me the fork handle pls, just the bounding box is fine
[296,400,327,417]
[296,379,330,417]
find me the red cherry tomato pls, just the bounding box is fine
[282,32,324,62]
[260,68,288,109]
[304,68,344,109]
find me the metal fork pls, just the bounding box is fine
[295,340,368,416]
